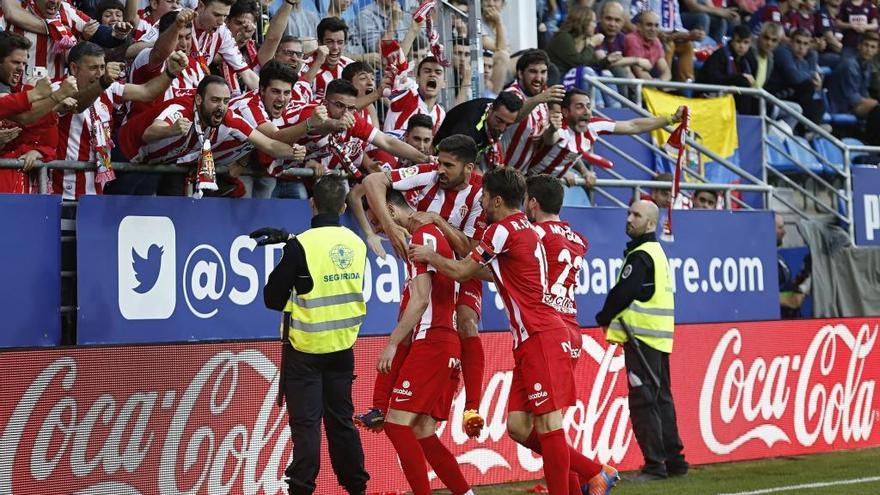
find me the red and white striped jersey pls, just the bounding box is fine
[389,163,485,239]
[129,97,255,165]
[190,24,250,75]
[9,3,90,80]
[130,48,203,101]
[273,103,378,173]
[229,89,271,128]
[471,211,568,349]
[533,220,588,328]
[500,82,550,173]
[133,9,157,40]
[401,224,458,341]
[290,80,314,105]
[528,117,616,177]
[297,56,354,101]
[52,82,126,200]
[382,78,445,135]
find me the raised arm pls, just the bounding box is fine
[258,2,292,66]
[348,183,387,257]
[247,129,307,159]
[371,131,431,164]
[1,0,49,34]
[409,244,491,282]
[122,52,187,102]
[613,106,683,134]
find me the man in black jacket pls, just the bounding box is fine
[697,24,759,114]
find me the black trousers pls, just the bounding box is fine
[283,344,369,495]
[624,342,688,477]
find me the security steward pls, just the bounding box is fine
[595,200,688,483]
[252,176,370,495]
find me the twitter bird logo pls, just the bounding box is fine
[132,244,164,294]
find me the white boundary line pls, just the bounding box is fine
[718,476,880,495]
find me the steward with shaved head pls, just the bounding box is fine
[595,199,688,483]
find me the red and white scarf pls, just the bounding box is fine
[23,0,77,54]
[413,0,450,67]
[661,106,689,241]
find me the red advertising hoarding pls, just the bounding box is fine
[1,318,877,494]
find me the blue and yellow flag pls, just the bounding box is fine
[642,88,738,161]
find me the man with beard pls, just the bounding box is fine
[52,42,188,199]
[272,79,431,180]
[524,174,621,495]
[529,89,683,185]
[500,49,566,173]
[383,56,447,136]
[0,31,79,194]
[433,91,523,170]
[228,60,325,197]
[355,135,489,439]
[119,75,306,190]
[409,167,606,495]
[300,17,354,101]
[596,200,687,483]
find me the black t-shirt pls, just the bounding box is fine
[433,98,493,150]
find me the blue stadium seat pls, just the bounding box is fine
[786,136,825,174]
[811,136,845,175]
[563,186,591,207]
[820,90,859,126]
[842,137,868,161]
[767,134,796,171]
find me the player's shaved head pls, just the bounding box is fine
[626,200,658,238]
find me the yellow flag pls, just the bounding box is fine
[642,87,738,161]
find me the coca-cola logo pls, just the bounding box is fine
[699,323,878,455]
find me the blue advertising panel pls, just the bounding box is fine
[853,166,880,246]
[76,196,779,344]
[0,195,60,347]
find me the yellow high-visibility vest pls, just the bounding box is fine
[282,226,367,354]
[606,241,675,353]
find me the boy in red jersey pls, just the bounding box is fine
[410,167,610,495]
[525,174,620,494]
[365,189,474,495]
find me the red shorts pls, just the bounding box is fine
[389,336,461,420]
[508,328,576,415]
[566,319,583,367]
[455,277,483,316]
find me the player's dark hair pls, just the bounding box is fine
[385,189,410,210]
[341,61,373,82]
[406,113,434,133]
[483,167,526,210]
[158,10,190,33]
[515,48,550,74]
[68,41,105,65]
[197,75,229,97]
[693,189,719,202]
[313,176,347,214]
[259,60,298,89]
[0,32,32,62]
[562,88,590,109]
[731,24,751,41]
[526,174,564,215]
[317,17,348,42]
[653,172,673,190]
[492,91,524,114]
[417,56,442,74]
[280,35,298,45]
[325,78,359,99]
[94,0,125,24]
[789,28,812,41]
[201,0,236,7]
[861,31,880,44]
[437,134,477,165]
[229,0,260,20]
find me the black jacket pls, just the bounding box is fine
[697,42,759,88]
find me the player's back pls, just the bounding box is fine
[533,220,588,325]
[402,223,458,342]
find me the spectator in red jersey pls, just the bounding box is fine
[818,0,845,67]
[383,56,447,136]
[692,188,720,208]
[360,112,439,173]
[0,32,78,194]
[129,9,198,105]
[766,28,826,128]
[837,0,879,54]
[55,42,189,199]
[129,0,181,40]
[625,11,673,81]
[363,189,476,495]
[784,0,819,37]
[341,61,382,125]
[299,17,355,101]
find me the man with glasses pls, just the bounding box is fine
[766,28,826,128]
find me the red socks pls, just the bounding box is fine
[460,336,485,410]
[384,423,431,495]
[522,428,602,481]
[538,429,571,494]
[418,435,471,495]
[524,429,543,453]
[371,343,410,411]
[569,472,582,495]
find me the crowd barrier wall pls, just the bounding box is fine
[0,318,877,494]
[854,166,880,246]
[74,195,779,345]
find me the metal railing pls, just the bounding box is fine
[581,178,772,208]
[581,75,880,242]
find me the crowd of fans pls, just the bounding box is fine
[0,0,877,202]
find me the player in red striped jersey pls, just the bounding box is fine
[500,49,565,173]
[119,75,306,182]
[298,17,354,101]
[51,42,188,199]
[356,135,487,438]
[524,174,620,495]
[410,167,612,495]
[364,189,475,495]
[382,56,446,137]
[530,89,684,185]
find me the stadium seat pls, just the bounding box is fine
[766,134,796,171]
[811,136,844,174]
[563,185,591,207]
[785,136,825,174]
[820,90,859,126]
[842,137,868,161]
